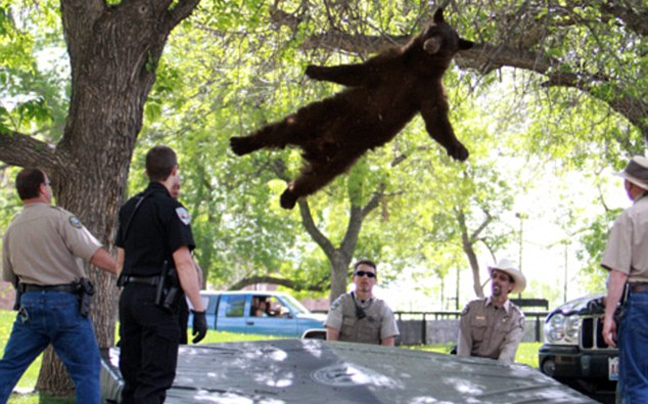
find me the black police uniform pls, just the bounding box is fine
[115,182,195,404]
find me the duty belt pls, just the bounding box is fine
[122,275,160,286]
[630,282,648,293]
[22,283,77,293]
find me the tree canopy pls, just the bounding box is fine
[0,0,646,394]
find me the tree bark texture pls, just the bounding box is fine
[0,0,200,396]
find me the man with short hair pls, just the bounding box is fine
[116,145,207,404]
[325,260,400,346]
[602,156,648,403]
[457,258,526,364]
[0,168,117,404]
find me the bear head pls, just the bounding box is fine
[416,8,474,63]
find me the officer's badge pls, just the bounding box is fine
[176,207,191,225]
[69,215,82,229]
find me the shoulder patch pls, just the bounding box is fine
[176,207,191,225]
[330,295,346,311]
[68,215,83,229]
[460,305,470,316]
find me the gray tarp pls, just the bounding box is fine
[101,339,599,404]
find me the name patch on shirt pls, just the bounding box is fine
[176,207,191,225]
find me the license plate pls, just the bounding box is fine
[609,357,619,381]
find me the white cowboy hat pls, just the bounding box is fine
[487,258,526,294]
[614,156,648,190]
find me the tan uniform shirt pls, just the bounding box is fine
[325,293,399,344]
[457,297,525,364]
[2,203,102,286]
[601,196,648,282]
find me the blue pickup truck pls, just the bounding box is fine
[188,291,327,338]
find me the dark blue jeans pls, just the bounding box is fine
[619,290,648,404]
[0,291,100,404]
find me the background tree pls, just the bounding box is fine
[1,0,646,395]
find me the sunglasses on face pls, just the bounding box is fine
[355,271,376,278]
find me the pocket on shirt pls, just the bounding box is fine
[472,320,488,342]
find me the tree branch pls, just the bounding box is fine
[297,198,337,258]
[600,2,648,37]
[228,274,326,292]
[0,131,60,171]
[291,22,648,138]
[469,207,493,244]
[167,0,201,28]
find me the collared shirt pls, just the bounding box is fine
[325,293,399,344]
[601,196,648,282]
[457,297,525,364]
[2,203,102,286]
[115,182,194,277]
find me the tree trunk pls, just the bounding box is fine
[36,349,74,396]
[297,191,382,304]
[0,0,200,395]
[456,208,489,299]
[329,254,351,302]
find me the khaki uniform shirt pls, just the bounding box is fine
[325,293,399,344]
[457,297,525,364]
[601,196,648,282]
[2,203,102,286]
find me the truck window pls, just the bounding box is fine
[224,295,246,318]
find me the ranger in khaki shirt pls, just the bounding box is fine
[325,260,399,346]
[601,156,648,403]
[0,168,116,404]
[457,258,526,364]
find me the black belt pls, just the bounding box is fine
[22,284,77,293]
[630,282,648,293]
[122,275,160,286]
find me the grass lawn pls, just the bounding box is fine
[0,310,542,403]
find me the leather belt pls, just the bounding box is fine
[630,282,648,293]
[123,276,159,286]
[23,284,77,293]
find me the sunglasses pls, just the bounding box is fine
[354,271,376,278]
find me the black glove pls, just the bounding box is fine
[191,310,207,344]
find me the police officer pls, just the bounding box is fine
[602,156,648,403]
[325,260,400,345]
[115,146,207,404]
[0,168,117,404]
[457,258,526,364]
[170,181,204,345]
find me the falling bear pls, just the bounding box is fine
[230,8,474,209]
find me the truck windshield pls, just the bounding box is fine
[280,294,310,315]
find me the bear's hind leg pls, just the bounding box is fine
[231,114,312,156]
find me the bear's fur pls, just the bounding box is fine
[230,8,474,209]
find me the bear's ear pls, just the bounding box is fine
[433,7,445,23]
[459,38,474,50]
